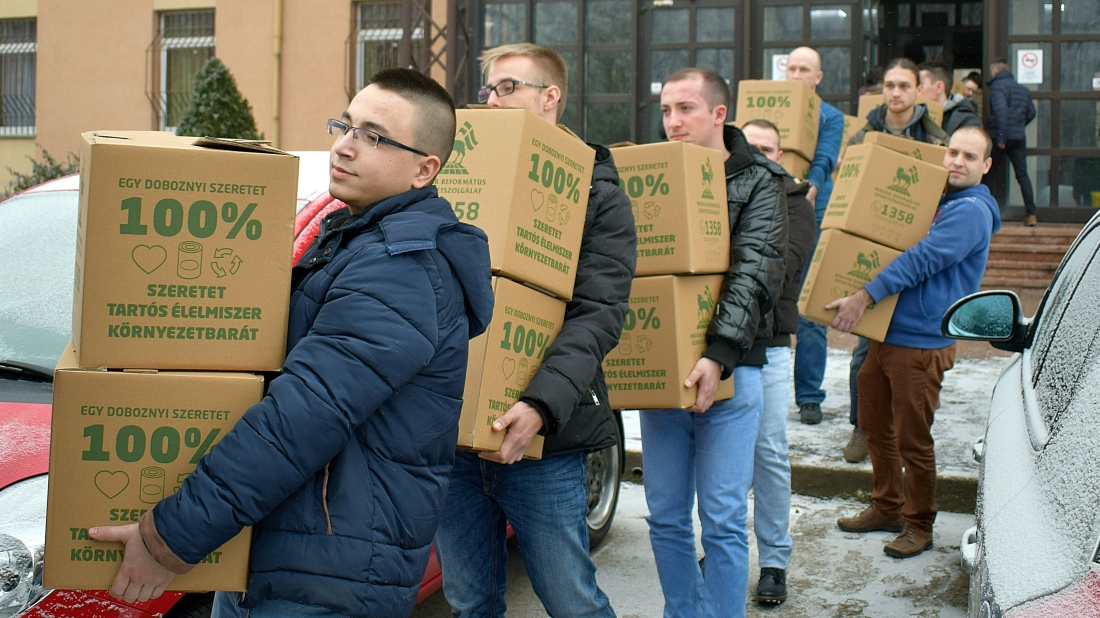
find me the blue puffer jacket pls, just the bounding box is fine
[146,186,494,617]
[987,70,1037,144]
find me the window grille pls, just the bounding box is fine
[355,1,427,92]
[0,18,36,137]
[153,10,215,131]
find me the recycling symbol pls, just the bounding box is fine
[643,202,661,220]
[635,335,653,353]
[210,248,244,279]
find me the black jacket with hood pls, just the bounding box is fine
[702,125,788,376]
[941,93,982,135]
[849,103,949,146]
[520,144,637,457]
[768,176,816,347]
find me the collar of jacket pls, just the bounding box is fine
[311,186,444,264]
[868,102,929,133]
[943,92,964,112]
[988,71,1014,85]
[723,124,758,178]
[589,143,620,186]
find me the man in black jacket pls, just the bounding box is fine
[985,59,1039,225]
[641,68,787,618]
[434,43,636,618]
[919,62,982,135]
[741,119,816,605]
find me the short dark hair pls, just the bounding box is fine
[964,71,982,85]
[664,68,730,113]
[866,66,885,87]
[991,59,1010,73]
[884,58,921,84]
[367,68,457,164]
[742,118,781,146]
[919,61,953,92]
[952,125,993,159]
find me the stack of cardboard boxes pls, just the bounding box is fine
[435,109,595,458]
[798,132,950,341]
[601,142,732,409]
[734,79,821,181]
[45,131,300,591]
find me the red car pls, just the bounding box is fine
[2,161,622,618]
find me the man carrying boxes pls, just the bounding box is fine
[434,43,636,618]
[642,68,787,618]
[741,119,817,605]
[87,69,495,618]
[827,126,1000,558]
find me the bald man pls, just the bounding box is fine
[784,47,844,427]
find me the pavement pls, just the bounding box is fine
[622,336,1013,513]
[411,483,973,617]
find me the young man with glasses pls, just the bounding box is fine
[88,68,495,618]
[434,42,636,618]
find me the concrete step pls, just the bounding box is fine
[980,276,1053,289]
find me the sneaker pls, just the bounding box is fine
[837,505,903,533]
[1024,214,1038,226]
[755,567,787,605]
[799,402,822,424]
[884,524,933,558]
[843,427,869,463]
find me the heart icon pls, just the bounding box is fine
[132,245,167,274]
[502,357,516,379]
[94,470,130,499]
[530,189,545,211]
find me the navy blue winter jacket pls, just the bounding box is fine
[987,70,1037,144]
[142,186,494,617]
[864,184,1001,349]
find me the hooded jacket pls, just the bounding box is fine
[769,176,817,347]
[703,125,788,375]
[141,186,495,618]
[987,70,1037,144]
[864,183,1001,349]
[521,144,636,456]
[850,103,949,146]
[941,93,982,135]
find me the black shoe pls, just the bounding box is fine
[799,402,822,424]
[755,567,787,604]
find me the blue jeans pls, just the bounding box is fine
[434,451,615,618]
[640,366,763,618]
[754,347,792,569]
[211,592,348,618]
[795,227,827,406]
[849,337,870,426]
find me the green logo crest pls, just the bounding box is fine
[696,285,717,328]
[887,165,920,196]
[847,251,880,281]
[441,121,479,175]
[701,159,715,200]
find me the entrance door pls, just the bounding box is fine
[636,0,743,143]
[750,0,862,114]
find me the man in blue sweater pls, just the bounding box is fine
[785,47,845,427]
[826,125,1000,559]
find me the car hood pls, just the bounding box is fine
[0,401,51,490]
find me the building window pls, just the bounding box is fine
[159,10,215,131]
[355,1,426,92]
[0,18,36,137]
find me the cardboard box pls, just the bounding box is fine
[779,151,811,180]
[45,342,259,591]
[734,80,820,159]
[797,229,902,342]
[436,109,595,300]
[823,143,949,251]
[602,275,734,409]
[609,142,730,276]
[862,132,949,167]
[459,277,567,459]
[72,131,297,371]
[857,94,944,127]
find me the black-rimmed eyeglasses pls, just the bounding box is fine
[327,118,428,157]
[477,79,549,104]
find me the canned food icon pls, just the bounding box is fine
[140,466,165,504]
[177,241,203,279]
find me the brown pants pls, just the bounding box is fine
[857,341,956,531]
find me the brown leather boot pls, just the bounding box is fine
[843,428,868,463]
[884,524,933,558]
[837,506,903,533]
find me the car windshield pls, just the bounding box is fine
[0,190,78,369]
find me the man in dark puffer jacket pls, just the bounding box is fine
[90,69,495,618]
[641,68,787,618]
[435,44,636,618]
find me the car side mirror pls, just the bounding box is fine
[941,290,1029,353]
